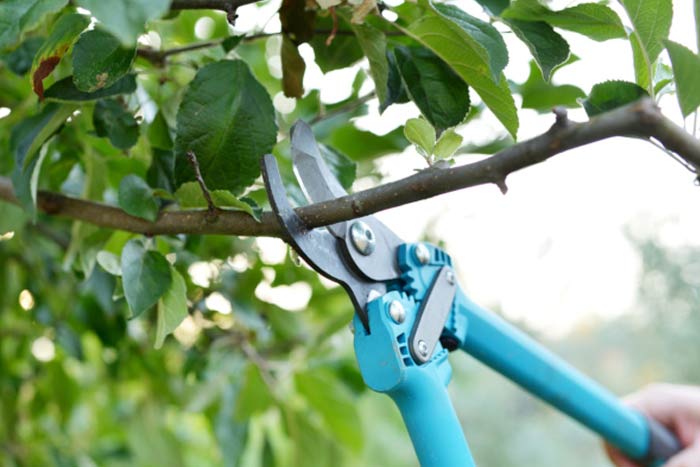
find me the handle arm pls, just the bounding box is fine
[449,290,682,465]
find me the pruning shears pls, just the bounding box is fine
[261,121,682,466]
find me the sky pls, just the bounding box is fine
[235,0,700,337]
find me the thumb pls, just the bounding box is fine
[666,441,700,467]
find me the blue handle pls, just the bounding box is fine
[354,293,476,467]
[455,291,681,464]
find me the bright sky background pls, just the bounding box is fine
[235,0,700,337]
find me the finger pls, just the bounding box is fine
[666,443,700,467]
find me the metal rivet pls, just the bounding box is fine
[415,243,430,265]
[417,340,429,358]
[389,300,406,324]
[350,221,375,256]
[446,270,455,285]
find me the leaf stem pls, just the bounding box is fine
[186,150,218,220]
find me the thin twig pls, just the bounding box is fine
[186,150,218,220]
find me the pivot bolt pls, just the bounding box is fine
[417,340,429,358]
[446,270,455,285]
[350,221,376,256]
[414,243,430,265]
[389,300,406,324]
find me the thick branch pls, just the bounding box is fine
[1,99,698,238]
[169,0,257,10]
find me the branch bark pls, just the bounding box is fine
[1,99,698,239]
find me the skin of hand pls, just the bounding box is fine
[606,384,700,467]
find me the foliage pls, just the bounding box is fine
[0,0,698,465]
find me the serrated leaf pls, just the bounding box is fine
[582,80,649,117]
[324,125,408,161]
[93,98,139,150]
[0,0,67,50]
[506,20,570,81]
[11,104,75,216]
[352,22,389,105]
[96,250,122,276]
[381,50,410,112]
[44,74,137,102]
[174,60,277,194]
[281,35,305,98]
[395,2,518,137]
[4,37,44,76]
[30,13,90,100]
[434,128,463,159]
[121,239,172,318]
[394,46,471,132]
[154,268,188,349]
[75,0,171,46]
[404,117,436,157]
[235,364,273,420]
[174,182,259,219]
[518,60,585,112]
[118,175,159,222]
[621,0,672,70]
[503,1,626,42]
[71,28,136,92]
[433,3,509,80]
[664,40,700,117]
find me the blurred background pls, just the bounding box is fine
[1,0,699,465]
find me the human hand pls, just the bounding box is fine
[606,384,700,467]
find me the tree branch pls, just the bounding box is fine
[1,99,698,239]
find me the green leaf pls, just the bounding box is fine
[154,267,188,349]
[323,125,408,161]
[318,144,356,190]
[221,35,244,53]
[30,13,90,99]
[281,35,306,98]
[404,117,436,157]
[664,40,700,117]
[433,3,509,79]
[93,98,139,150]
[71,28,136,92]
[381,50,410,112]
[393,46,471,132]
[235,364,273,420]
[434,128,463,159]
[174,60,277,194]
[75,0,171,46]
[0,0,67,50]
[518,61,585,112]
[474,0,509,16]
[309,14,363,73]
[120,239,172,318]
[118,175,159,222]
[582,80,649,117]
[10,103,75,215]
[96,250,122,276]
[174,182,259,219]
[395,2,518,137]
[295,369,363,453]
[352,22,389,105]
[44,74,137,102]
[621,0,673,90]
[4,37,44,76]
[505,20,570,81]
[502,1,626,42]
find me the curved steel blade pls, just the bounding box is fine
[291,121,347,238]
[261,153,382,331]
